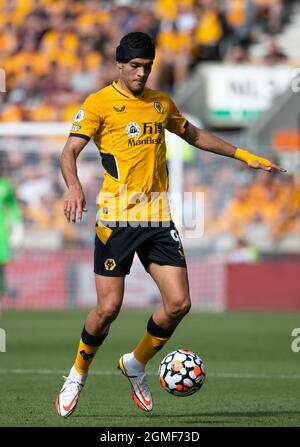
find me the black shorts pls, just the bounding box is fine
[94,221,187,276]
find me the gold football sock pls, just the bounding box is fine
[133,316,174,365]
[74,327,108,375]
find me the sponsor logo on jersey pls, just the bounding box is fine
[113,105,126,113]
[125,122,141,137]
[128,137,162,147]
[126,122,163,145]
[142,122,163,134]
[154,102,164,114]
[71,125,81,131]
[74,109,85,122]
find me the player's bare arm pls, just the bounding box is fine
[182,121,287,173]
[60,136,89,223]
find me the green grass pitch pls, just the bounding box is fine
[0,309,299,427]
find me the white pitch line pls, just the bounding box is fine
[0,369,299,380]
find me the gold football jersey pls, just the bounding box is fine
[70,81,187,222]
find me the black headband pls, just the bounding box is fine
[116,44,155,62]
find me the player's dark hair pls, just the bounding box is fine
[116,32,155,62]
[120,32,154,49]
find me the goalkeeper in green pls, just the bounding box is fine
[0,176,23,314]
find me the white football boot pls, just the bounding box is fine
[117,353,153,412]
[56,366,87,417]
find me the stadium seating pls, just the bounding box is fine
[0,0,299,255]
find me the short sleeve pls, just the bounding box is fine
[166,97,187,136]
[69,94,103,140]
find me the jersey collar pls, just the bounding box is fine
[111,81,146,100]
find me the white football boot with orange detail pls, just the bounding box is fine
[56,366,87,417]
[117,353,153,412]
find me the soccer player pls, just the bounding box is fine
[0,173,23,316]
[56,32,286,417]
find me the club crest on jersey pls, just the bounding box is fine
[125,122,141,138]
[154,102,164,114]
[74,109,85,122]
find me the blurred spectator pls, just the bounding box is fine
[7,35,47,80]
[227,238,259,262]
[0,170,23,312]
[70,39,102,94]
[0,22,19,58]
[1,89,30,121]
[216,186,255,237]
[262,39,288,65]
[40,16,79,56]
[155,20,192,90]
[224,44,251,62]
[193,0,227,61]
[253,0,286,35]
[223,0,256,47]
[17,165,55,207]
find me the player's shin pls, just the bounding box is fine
[132,315,174,367]
[74,326,108,375]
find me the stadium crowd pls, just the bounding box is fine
[1,143,299,254]
[0,0,298,255]
[183,151,300,253]
[0,0,295,121]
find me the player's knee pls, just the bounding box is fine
[95,300,121,324]
[179,298,191,316]
[167,297,191,319]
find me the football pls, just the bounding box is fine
[159,349,206,396]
